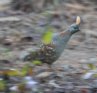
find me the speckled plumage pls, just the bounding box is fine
[24,44,57,64]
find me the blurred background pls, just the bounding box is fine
[0,0,97,68]
[0,0,97,93]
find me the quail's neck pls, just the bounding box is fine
[52,30,72,58]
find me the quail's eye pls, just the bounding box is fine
[74,26,77,29]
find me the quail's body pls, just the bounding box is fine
[24,16,81,64]
[24,31,71,64]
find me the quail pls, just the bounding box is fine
[24,16,81,65]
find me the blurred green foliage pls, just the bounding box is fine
[0,79,5,91]
[42,27,53,44]
[32,60,42,65]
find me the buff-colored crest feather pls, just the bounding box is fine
[76,16,81,25]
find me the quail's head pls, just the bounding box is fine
[68,16,81,34]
